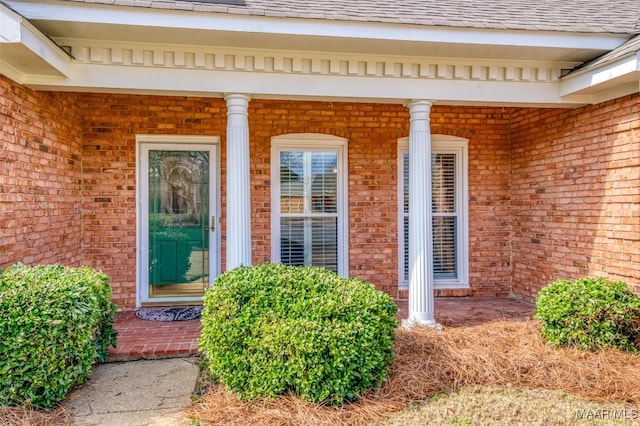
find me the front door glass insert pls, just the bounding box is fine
[147,150,209,298]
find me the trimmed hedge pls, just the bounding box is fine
[199,264,398,405]
[534,277,640,352]
[0,264,118,408]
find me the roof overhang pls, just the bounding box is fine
[1,0,637,107]
[560,52,640,104]
[8,0,627,62]
[0,3,70,83]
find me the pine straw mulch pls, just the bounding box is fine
[0,406,72,426]
[189,320,640,426]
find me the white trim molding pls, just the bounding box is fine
[61,40,570,83]
[135,135,221,144]
[270,133,349,277]
[24,38,585,106]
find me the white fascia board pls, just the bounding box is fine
[589,81,640,104]
[0,3,71,77]
[17,20,71,76]
[560,52,640,97]
[6,0,627,52]
[0,4,22,42]
[22,62,575,107]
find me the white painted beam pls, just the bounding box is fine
[21,62,578,106]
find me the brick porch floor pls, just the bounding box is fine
[108,297,535,362]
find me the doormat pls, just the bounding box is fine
[135,306,202,322]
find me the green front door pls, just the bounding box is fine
[144,147,215,300]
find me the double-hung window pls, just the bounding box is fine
[271,134,348,276]
[398,135,469,289]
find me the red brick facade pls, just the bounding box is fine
[0,76,83,268]
[1,74,638,308]
[250,101,513,298]
[79,94,226,306]
[510,94,640,300]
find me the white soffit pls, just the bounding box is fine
[560,52,640,104]
[0,4,70,82]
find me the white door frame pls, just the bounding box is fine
[135,135,220,307]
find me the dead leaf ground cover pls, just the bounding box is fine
[190,320,640,425]
[0,405,71,426]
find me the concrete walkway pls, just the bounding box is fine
[64,357,199,426]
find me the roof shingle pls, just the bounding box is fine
[54,0,640,34]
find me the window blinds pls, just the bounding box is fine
[403,152,458,281]
[279,151,339,272]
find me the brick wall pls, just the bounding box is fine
[0,75,83,268]
[79,94,226,307]
[79,95,513,307]
[16,74,636,309]
[510,93,640,300]
[432,107,513,297]
[246,101,512,298]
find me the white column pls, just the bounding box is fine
[225,94,252,270]
[403,100,440,329]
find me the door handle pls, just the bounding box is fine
[210,215,216,232]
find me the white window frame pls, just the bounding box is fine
[398,135,469,290]
[271,133,349,277]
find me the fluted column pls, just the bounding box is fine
[403,100,440,329]
[225,94,252,270]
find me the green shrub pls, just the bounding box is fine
[534,277,640,352]
[0,264,118,408]
[199,263,398,405]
